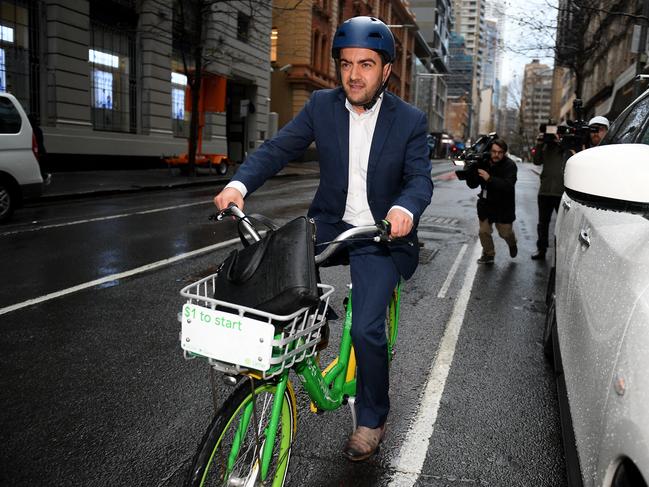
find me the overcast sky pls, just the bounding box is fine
[499,0,558,90]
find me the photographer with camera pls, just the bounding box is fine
[531,127,567,260]
[462,138,518,264]
[530,114,609,260]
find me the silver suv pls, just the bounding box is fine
[544,91,649,486]
[0,92,43,222]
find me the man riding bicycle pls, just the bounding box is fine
[214,16,433,462]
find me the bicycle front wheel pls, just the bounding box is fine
[185,378,297,487]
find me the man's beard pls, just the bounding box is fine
[344,85,374,106]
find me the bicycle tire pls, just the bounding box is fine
[185,378,297,487]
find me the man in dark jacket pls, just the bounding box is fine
[465,138,517,264]
[531,134,566,260]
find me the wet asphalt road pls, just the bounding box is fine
[0,161,566,486]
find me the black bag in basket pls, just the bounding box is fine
[213,216,319,315]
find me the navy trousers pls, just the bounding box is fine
[315,220,400,429]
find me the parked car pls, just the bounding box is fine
[544,91,649,487]
[508,154,522,163]
[0,92,43,222]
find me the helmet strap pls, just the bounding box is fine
[361,78,388,111]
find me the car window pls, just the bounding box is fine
[608,94,649,144]
[0,97,22,134]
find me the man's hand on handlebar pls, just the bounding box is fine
[214,187,244,211]
[385,208,413,238]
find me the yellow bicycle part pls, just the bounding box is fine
[309,347,357,413]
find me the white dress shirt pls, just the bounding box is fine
[342,95,382,225]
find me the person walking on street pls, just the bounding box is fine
[464,139,517,264]
[213,16,433,462]
[531,132,566,260]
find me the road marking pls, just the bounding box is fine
[0,201,212,236]
[437,243,468,298]
[0,237,241,316]
[389,241,481,486]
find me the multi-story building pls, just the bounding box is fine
[446,32,473,139]
[484,0,504,88]
[521,59,553,148]
[270,0,424,132]
[0,0,271,166]
[451,0,487,135]
[410,0,453,130]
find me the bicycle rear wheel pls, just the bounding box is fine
[185,378,297,487]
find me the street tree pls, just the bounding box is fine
[506,0,644,102]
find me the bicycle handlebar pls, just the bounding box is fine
[215,203,263,243]
[212,205,402,265]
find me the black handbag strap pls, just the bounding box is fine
[225,235,272,284]
[237,214,280,247]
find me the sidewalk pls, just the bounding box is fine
[40,161,321,201]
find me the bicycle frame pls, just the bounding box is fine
[250,281,401,482]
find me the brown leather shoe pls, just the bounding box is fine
[342,424,386,462]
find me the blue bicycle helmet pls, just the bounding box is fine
[332,16,395,63]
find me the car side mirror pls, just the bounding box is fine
[564,144,649,208]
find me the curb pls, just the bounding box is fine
[36,169,321,203]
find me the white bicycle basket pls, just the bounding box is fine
[179,271,333,379]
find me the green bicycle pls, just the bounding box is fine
[180,206,402,486]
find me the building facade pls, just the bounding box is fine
[446,32,473,139]
[451,0,486,135]
[410,0,452,131]
[521,59,552,148]
[553,0,642,122]
[0,0,271,165]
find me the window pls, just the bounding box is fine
[0,96,21,133]
[0,25,14,43]
[0,4,34,112]
[0,48,5,92]
[237,12,250,42]
[171,70,187,137]
[89,0,138,133]
[171,72,186,120]
[312,30,321,71]
[172,87,184,120]
[270,28,278,63]
[613,93,649,144]
[92,69,113,109]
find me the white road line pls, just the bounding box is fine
[389,241,481,487]
[0,237,241,316]
[437,244,468,298]
[0,201,212,237]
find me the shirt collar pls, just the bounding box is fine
[345,93,384,118]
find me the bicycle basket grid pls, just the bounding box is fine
[180,272,333,379]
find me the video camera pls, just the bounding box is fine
[539,99,595,153]
[454,132,497,181]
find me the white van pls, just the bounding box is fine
[0,92,43,222]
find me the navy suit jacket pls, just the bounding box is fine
[233,88,433,279]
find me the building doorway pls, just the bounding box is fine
[226,80,255,163]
